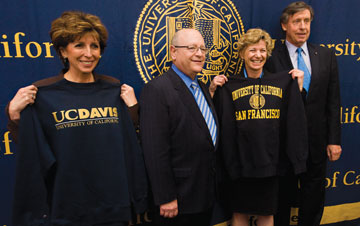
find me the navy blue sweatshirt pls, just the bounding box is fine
[214,70,308,179]
[13,77,148,226]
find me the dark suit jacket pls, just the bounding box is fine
[265,42,341,163]
[139,68,219,214]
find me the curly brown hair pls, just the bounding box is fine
[49,11,108,64]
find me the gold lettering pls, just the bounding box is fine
[148,64,158,74]
[327,44,335,49]
[343,171,355,186]
[325,177,331,188]
[98,107,109,117]
[144,54,152,63]
[142,36,151,45]
[344,39,349,56]
[148,10,158,21]
[78,109,90,119]
[1,34,12,58]
[25,41,42,58]
[90,108,102,118]
[155,4,164,14]
[3,131,13,155]
[220,6,227,15]
[52,111,65,123]
[349,106,358,123]
[136,213,142,224]
[113,107,118,117]
[65,109,78,120]
[43,42,54,58]
[356,175,360,185]
[229,60,236,69]
[332,171,340,187]
[13,32,25,58]
[144,212,152,222]
[162,0,171,9]
[335,44,344,56]
[228,21,234,30]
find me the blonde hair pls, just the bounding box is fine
[49,11,108,64]
[238,28,274,58]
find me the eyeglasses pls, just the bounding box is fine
[174,45,209,54]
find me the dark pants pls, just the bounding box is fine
[152,208,212,226]
[275,159,327,226]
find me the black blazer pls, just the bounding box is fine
[265,42,341,163]
[139,68,219,214]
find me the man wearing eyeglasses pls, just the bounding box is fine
[140,28,219,226]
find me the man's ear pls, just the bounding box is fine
[281,23,287,32]
[170,45,176,61]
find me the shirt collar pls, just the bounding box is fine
[171,64,198,89]
[285,40,309,57]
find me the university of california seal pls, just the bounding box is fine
[249,93,265,109]
[134,0,245,84]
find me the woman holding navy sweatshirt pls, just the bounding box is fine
[210,28,308,226]
[11,11,147,226]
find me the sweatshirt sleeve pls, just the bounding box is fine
[213,86,242,180]
[285,79,309,175]
[120,101,148,214]
[5,102,20,143]
[12,106,55,226]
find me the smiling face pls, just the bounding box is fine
[170,29,206,79]
[241,40,267,77]
[60,32,101,79]
[282,9,311,47]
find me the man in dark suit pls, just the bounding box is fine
[140,28,218,226]
[265,2,342,226]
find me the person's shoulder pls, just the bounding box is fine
[271,41,287,54]
[95,74,121,84]
[33,74,63,87]
[146,69,173,86]
[264,69,290,80]
[308,42,333,55]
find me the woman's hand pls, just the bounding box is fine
[209,74,228,98]
[120,84,138,107]
[289,69,304,92]
[8,85,38,120]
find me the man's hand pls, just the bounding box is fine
[327,144,342,161]
[209,74,228,98]
[160,199,178,218]
[289,69,304,92]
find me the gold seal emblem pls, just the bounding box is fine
[249,94,265,109]
[134,0,245,84]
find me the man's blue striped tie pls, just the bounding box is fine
[191,81,217,146]
[297,47,311,92]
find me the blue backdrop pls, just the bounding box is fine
[1,1,359,225]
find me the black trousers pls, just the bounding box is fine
[152,208,212,226]
[275,159,327,226]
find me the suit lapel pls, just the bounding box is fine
[307,43,319,98]
[167,69,213,144]
[278,43,294,70]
